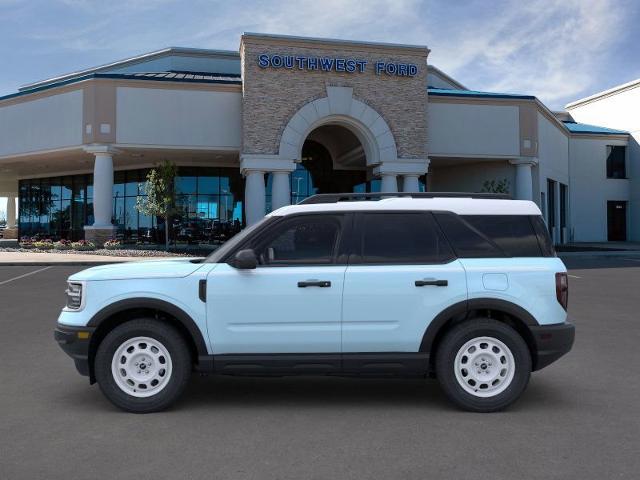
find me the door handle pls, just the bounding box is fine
[415,279,448,287]
[298,280,331,288]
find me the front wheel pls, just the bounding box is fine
[435,318,531,412]
[95,319,192,413]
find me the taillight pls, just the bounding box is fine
[555,272,568,310]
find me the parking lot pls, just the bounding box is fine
[0,256,639,480]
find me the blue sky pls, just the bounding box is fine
[1,0,640,216]
[1,0,639,109]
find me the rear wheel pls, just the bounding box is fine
[435,318,531,412]
[95,319,192,413]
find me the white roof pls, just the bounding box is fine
[269,197,542,217]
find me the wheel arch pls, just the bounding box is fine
[421,298,539,372]
[86,298,208,383]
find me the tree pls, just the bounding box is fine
[481,178,510,195]
[136,160,178,250]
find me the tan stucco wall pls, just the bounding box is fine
[240,35,429,160]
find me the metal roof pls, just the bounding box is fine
[427,87,535,100]
[562,121,628,135]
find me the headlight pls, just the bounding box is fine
[65,282,84,310]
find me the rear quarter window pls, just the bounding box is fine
[434,213,548,258]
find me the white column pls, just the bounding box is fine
[402,174,421,193]
[271,171,291,210]
[380,173,398,193]
[510,158,538,201]
[245,170,266,226]
[6,195,16,229]
[92,152,115,227]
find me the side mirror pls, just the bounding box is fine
[231,248,258,269]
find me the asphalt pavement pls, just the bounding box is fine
[0,257,638,479]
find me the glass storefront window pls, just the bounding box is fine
[19,167,245,245]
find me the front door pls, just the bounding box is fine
[342,212,467,353]
[607,201,627,241]
[206,214,348,354]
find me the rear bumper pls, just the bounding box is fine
[54,324,95,377]
[530,322,575,371]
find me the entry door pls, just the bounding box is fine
[342,213,467,353]
[608,201,627,241]
[206,214,347,354]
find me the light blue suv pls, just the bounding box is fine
[55,193,574,413]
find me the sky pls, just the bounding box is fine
[1,0,640,215]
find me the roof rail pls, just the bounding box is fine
[298,192,511,204]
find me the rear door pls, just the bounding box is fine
[341,212,467,353]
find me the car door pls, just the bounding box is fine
[206,213,348,355]
[342,212,467,354]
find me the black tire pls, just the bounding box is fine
[435,318,531,412]
[94,319,192,413]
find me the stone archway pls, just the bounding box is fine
[278,86,398,166]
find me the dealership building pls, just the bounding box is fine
[0,33,636,246]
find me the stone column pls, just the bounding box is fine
[6,195,16,229]
[510,158,538,201]
[401,174,421,193]
[380,173,398,193]
[84,145,117,245]
[244,170,266,226]
[271,171,291,210]
[2,195,18,240]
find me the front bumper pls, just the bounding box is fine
[530,322,575,371]
[54,324,95,377]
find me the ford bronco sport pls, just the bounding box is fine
[55,192,574,413]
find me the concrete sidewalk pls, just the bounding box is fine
[0,251,179,265]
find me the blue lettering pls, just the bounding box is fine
[398,64,408,76]
[271,55,283,68]
[375,61,385,75]
[345,59,356,73]
[296,56,307,69]
[408,64,418,76]
[258,54,269,68]
[335,58,346,72]
[386,63,397,75]
[320,57,335,71]
[307,57,318,70]
[357,60,367,73]
[283,55,294,69]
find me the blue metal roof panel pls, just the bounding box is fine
[562,121,628,135]
[427,87,536,100]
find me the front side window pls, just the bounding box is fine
[253,215,342,266]
[358,213,453,264]
[606,146,626,179]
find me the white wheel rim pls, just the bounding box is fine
[111,336,173,398]
[454,336,515,398]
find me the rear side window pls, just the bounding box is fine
[530,215,556,257]
[434,213,546,258]
[462,215,542,257]
[358,213,454,264]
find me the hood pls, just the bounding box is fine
[69,258,206,281]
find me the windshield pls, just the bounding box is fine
[205,216,273,263]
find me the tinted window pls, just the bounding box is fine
[531,216,556,257]
[462,215,542,257]
[607,146,626,179]
[434,213,503,258]
[254,215,342,265]
[359,213,453,264]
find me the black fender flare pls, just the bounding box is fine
[87,298,208,356]
[419,298,538,353]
